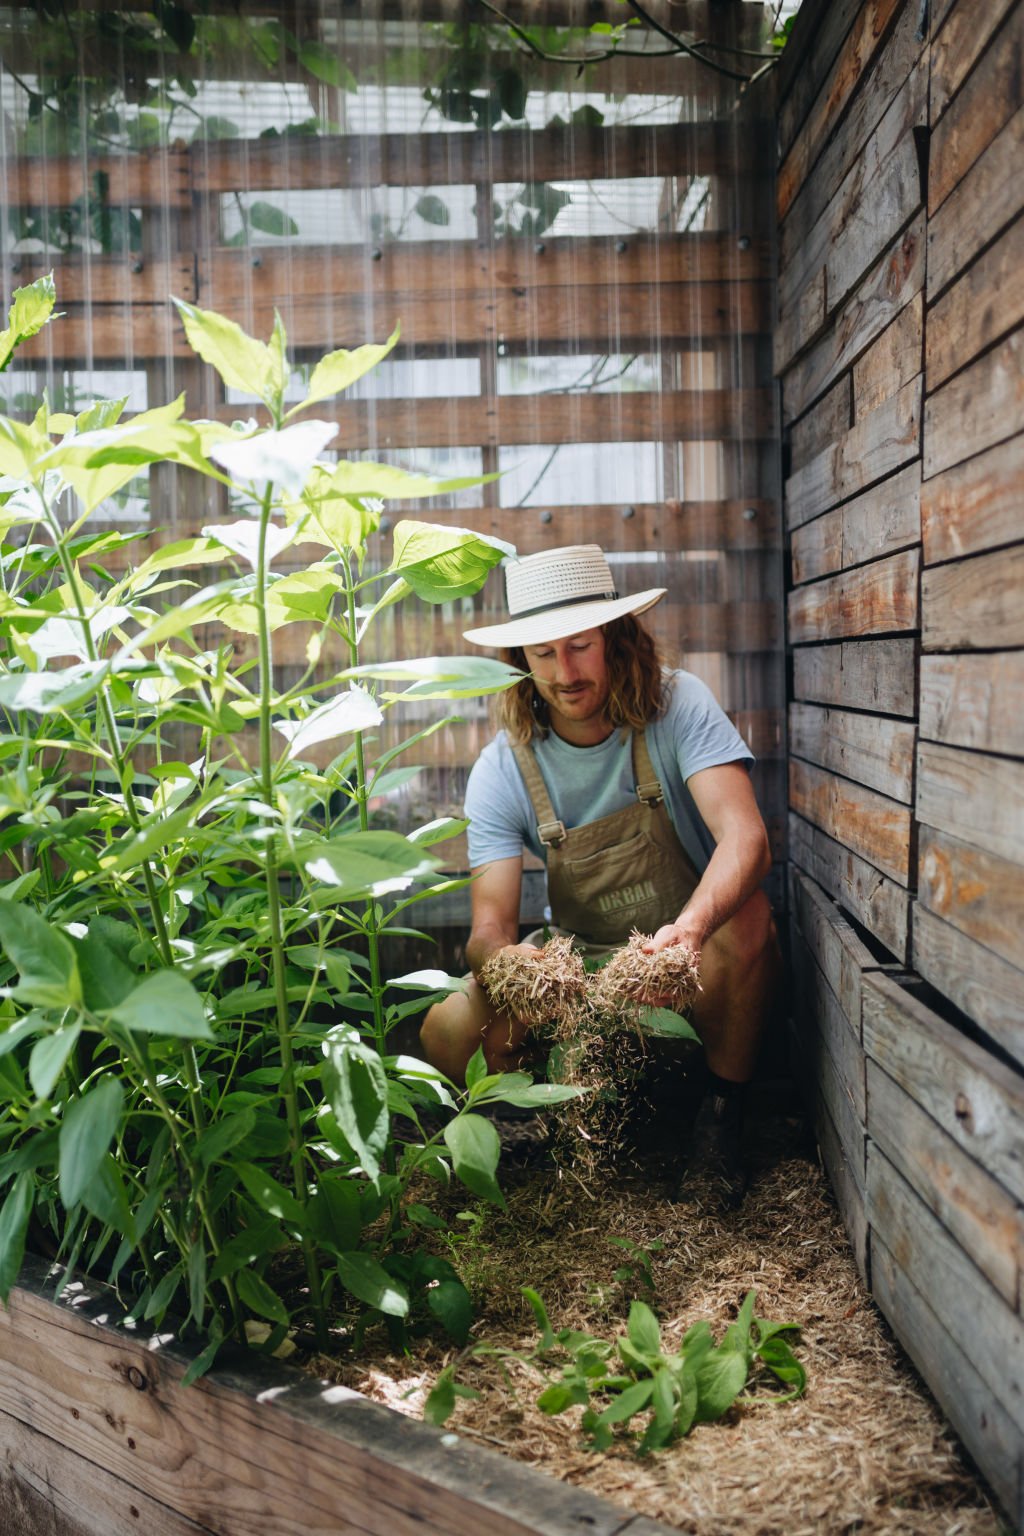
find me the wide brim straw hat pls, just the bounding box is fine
[463,543,665,649]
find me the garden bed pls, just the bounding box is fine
[2,1089,1002,1536]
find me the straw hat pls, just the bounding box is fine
[463,544,665,649]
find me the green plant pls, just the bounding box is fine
[0,274,583,1370]
[426,1287,806,1454]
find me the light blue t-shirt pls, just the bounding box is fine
[464,670,754,876]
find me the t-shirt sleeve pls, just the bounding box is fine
[668,672,754,781]
[464,737,534,867]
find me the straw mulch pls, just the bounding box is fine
[312,1086,1005,1536]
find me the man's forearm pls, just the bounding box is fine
[466,922,521,977]
[663,827,771,950]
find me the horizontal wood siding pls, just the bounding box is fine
[779,0,1024,1519]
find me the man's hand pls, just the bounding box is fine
[643,921,702,958]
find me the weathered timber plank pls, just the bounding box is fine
[918,825,1024,975]
[923,330,1024,479]
[0,1408,213,1536]
[866,1144,1024,1429]
[778,67,926,324]
[0,149,189,207]
[862,969,1024,1204]
[790,461,921,584]
[787,549,920,643]
[867,1061,1023,1308]
[927,103,1024,296]
[777,0,923,226]
[1,1255,660,1536]
[791,637,917,716]
[776,0,872,162]
[6,254,195,305]
[930,0,1020,120]
[927,213,1024,388]
[191,124,734,193]
[928,0,1024,214]
[790,936,868,1180]
[921,434,1024,563]
[789,376,851,477]
[772,266,828,378]
[870,1228,1024,1525]
[36,286,773,362]
[790,813,909,959]
[922,544,1024,651]
[789,701,915,802]
[917,740,1024,865]
[785,377,922,528]
[920,651,1024,756]
[789,865,889,1027]
[200,389,778,452]
[853,292,922,414]
[198,234,773,298]
[780,215,924,423]
[912,905,1024,1072]
[789,758,912,886]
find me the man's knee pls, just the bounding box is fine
[705,889,776,972]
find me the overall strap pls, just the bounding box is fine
[511,741,567,848]
[631,729,665,806]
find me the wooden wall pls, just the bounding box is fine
[776,0,1024,1524]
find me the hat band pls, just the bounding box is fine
[509,588,619,622]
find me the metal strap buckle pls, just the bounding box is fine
[635,779,664,806]
[537,818,567,847]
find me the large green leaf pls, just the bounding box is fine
[291,326,400,414]
[209,419,336,499]
[50,401,196,512]
[334,1250,409,1316]
[0,273,57,374]
[236,1267,290,1325]
[172,298,276,400]
[0,1171,34,1301]
[28,1022,83,1101]
[693,1346,749,1422]
[442,1113,505,1209]
[427,1278,472,1345]
[0,415,50,479]
[343,655,523,701]
[310,460,493,502]
[58,1076,124,1209]
[296,830,439,898]
[626,1299,662,1358]
[109,970,213,1040]
[321,1038,389,1186]
[0,661,110,716]
[0,900,82,1011]
[388,522,514,603]
[234,1162,307,1227]
[309,1176,361,1254]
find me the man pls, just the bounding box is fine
[421,544,779,1196]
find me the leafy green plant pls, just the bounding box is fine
[0,273,583,1369]
[426,1287,805,1454]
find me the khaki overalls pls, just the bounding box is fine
[512,729,701,956]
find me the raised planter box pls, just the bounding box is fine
[0,1254,672,1536]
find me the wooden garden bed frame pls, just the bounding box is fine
[0,1253,672,1536]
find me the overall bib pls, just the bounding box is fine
[512,730,701,956]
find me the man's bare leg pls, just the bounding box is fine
[421,981,530,1085]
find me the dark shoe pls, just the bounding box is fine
[671,1082,748,1207]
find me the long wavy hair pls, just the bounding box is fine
[493,613,668,745]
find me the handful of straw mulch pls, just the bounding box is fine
[477,932,701,1168]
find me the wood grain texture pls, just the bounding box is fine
[0,149,189,206]
[926,212,1024,389]
[928,0,1024,213]
[853,292,922,414]
[788,812,909,960]
[927,103,1024,296]
[785,377,921,527]
[922,544,1024,650]
[866,1146,1024,1428]
[789,758,912,885]
[790,864,887,1032]
[919,651,1024,756]
[789,701,916,802]
[5,255,195,305]
[930,0,1021,121]
[862,970,1024,1204]
[923,330,1024,480]
[921,435,1024,563]
[917,741,1024,864]
[790,462,921,584]
[912,904,1024,1071]
[780,215,924,423]
[918,825,1024,974]
[0,1256,659,1536]
[787,549,920,642]
[792,637,917,716]
[870,1228,1024,1525]
[790,942,868,1179]
[789,375,852,476]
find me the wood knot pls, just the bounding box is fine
[954,1092,974,1132]
[127,1366,148,1392]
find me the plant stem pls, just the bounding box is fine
[253,481,327,1349]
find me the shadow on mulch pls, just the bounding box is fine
[312,1080,1009,1536]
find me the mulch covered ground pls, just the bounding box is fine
[312,1082,1007,1536]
